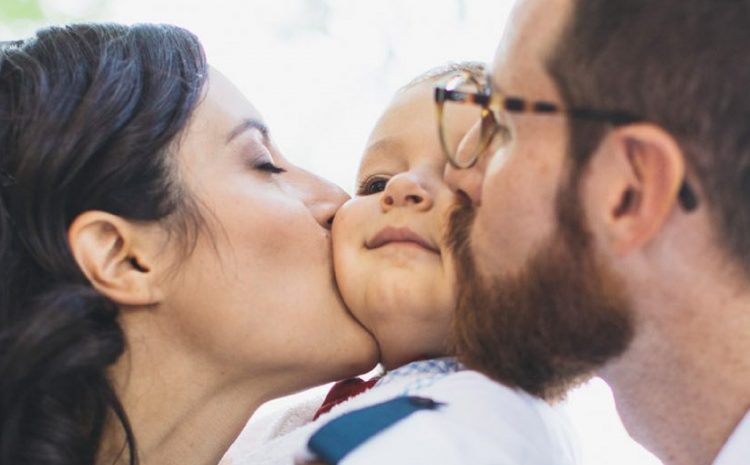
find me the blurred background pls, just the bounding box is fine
[2,1,661,464]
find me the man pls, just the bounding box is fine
[438,1,750,464]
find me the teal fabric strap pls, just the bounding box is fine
[308,396,444,464]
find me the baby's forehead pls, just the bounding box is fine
[356,72,472,175]
[358,138,406,172]
[362,86,437,150]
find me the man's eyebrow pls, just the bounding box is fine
[226,118,269,144]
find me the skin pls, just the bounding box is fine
[333,80,476,369]
[445,1,750,464]
[68,68,379,465]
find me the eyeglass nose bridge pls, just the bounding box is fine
[436,104,500,169]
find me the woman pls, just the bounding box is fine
[0,23,378,465]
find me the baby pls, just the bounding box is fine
[232,63,578,465]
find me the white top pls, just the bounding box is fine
[236,358,579,465]
[712,410,750,465]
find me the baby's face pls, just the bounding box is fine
[332,79,477,368]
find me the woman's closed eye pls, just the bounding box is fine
[237,126,286,175]
[357,175,390,196]
[255,161,286,174]
[244,142,286,175]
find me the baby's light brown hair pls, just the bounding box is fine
[398,61,487,94]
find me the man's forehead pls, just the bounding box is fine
[490,0,571,96]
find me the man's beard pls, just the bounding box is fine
[447,183,635,401]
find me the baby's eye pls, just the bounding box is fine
[357,176,390,196]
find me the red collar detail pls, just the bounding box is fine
[313,377,380,420]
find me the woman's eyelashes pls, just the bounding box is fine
[244,142,286,175]
[255,161,286,174]
[357,175,390,196]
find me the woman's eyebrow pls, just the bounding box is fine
[226,118,269,144]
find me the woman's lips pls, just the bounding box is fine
[366,226,440,254]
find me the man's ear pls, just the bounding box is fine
[584,123,686,256]
[67,211,165,306]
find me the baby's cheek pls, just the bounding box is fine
[332,238,356,293]
[331,204,356,275]
[330,197,359,245]
[330,204,365,310]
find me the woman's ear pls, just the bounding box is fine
[67,211,165,306]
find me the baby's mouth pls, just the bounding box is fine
[366,226,440,254]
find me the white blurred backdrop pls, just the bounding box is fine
[1,1,661,464]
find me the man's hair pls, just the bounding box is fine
[547,0,750,276]
[399,61,486,93]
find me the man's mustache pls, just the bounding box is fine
[446,201,476,259]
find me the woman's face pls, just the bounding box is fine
[332,79,477,368]
[154,69,378,392]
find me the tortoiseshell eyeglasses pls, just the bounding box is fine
[434,72,698,212]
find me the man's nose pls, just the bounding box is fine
[444,123,484,206]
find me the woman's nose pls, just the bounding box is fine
[380,172,433,212]
[301,171,350,229]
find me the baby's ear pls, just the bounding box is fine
[67,211,166,306]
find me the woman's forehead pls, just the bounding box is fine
[184,68,265,144]
[204,68,263,124]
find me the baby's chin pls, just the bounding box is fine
[351,305,454,371]
[377,337,452,370]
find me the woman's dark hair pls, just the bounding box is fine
[0,23,208,465]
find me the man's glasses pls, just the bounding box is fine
[434,72,698,211]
